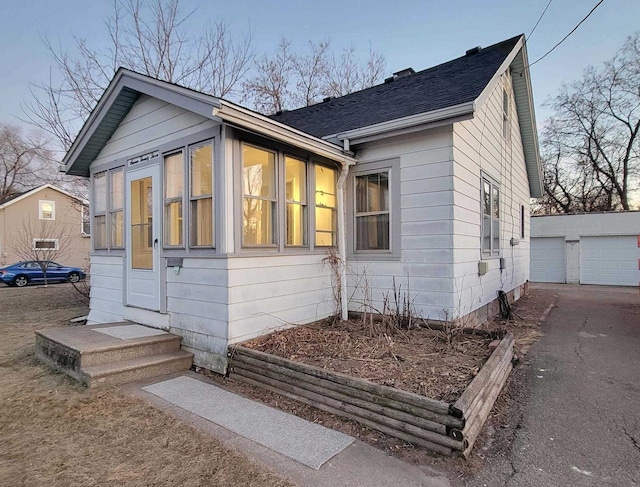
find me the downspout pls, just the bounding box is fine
[337,138,354,321]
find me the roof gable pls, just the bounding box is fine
[63,69,222,177]
[0,184,85,210]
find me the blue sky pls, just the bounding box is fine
[1,0,638,135]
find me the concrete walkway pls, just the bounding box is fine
[467,284,640,487]
[126,371,452,487]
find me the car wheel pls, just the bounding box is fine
[68,272,81,283]
[13,276,28,287]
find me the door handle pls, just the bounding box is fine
[154,238,158,248]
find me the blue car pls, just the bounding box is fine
[0,261,86,287]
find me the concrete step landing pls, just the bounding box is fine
[35,323,193,387]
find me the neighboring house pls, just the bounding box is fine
[0,184,90,269]
[531,212,640,286]
[63,34,542,373]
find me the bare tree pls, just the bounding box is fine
[243,39,387,114]
[0,124,55,203]
[326,46,386,98]
[539,32,640,213]
[242,38,295,114]
[11,218,75,287]
[23,0,253,152]
[291,40,331,107]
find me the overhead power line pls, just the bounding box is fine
[528,0,554,41]
[521,0,605,73]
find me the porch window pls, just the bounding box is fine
[243,145,276,246]
[110,168,124,248]
[355,172,390,251]
[285,156,307,246]
[482,177,500,256]
[93,172,107,249]
[315,165,337,246]
[164,151,184,247]
[190,142,213,247]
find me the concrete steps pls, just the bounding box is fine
[36,323,193,387]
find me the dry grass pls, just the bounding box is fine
[0,284,292,487]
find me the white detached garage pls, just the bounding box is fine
[531,212,640,286]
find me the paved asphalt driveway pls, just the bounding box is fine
[468,283,640,486]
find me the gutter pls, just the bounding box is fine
[212,100,357,165]
[336,138,355,321]
[333,101,474,144]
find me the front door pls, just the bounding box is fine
[126,165,161,310]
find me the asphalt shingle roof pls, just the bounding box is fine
[270,35,522,138]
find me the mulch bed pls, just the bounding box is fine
[242,318,495,403]
[201,290,553,469]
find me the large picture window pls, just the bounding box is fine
[482,177,500,256]
[315,165,337,246]
[355,172,390,251]
[243,145,276,246]
[164,151,184,247]
[190,142,213,247]
[285,156,307,246]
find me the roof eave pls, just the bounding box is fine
[64,69,222,177]
[331,101,475,144]
[473,36,543,198]
[214,100,356,165]
[0,184,87,210]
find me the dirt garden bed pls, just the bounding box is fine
[203,290,550,463]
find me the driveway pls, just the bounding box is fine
[468,283,640,486]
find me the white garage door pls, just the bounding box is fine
[580,235,639,286]
[530,237,566,283]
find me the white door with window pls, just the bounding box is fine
[126,165,161,310]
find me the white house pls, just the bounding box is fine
[531,212,640,286]
[63,34,542,373]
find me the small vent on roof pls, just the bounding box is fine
[466,46,482,56]
[392,67,415,79]
[322,96,333,103]
[385,67,415,83]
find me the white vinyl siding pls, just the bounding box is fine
[452,70,531,318]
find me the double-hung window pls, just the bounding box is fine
[39,200,55,220]
[315,165,337,246]
[93,172,108,249]
[190,142,213,247]
[93,167,125,251]
[109,168,124,248]
[285,156,307,246]
[482,177,500,256]
[355,172,390,251]
[164,151,184,247]
[242,145,276,246]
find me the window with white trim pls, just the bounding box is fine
[39,200,55,220]
[482,177,500,256]
[33,239,58,250]
[355,172,390,251]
